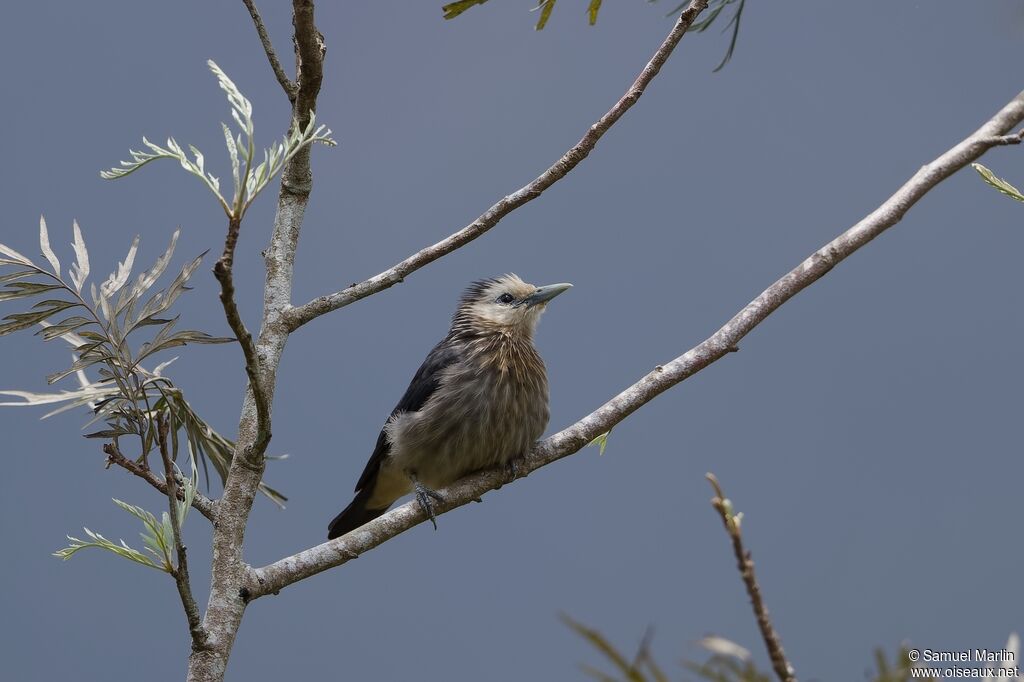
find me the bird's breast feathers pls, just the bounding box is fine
[383,337,549,490]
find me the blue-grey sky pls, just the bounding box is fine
[1,2,1022,680]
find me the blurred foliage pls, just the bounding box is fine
[0,220,285,505]
[564,616,945,682]
[973,163,1024,203]
[441,0,747,70]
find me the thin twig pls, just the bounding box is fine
[247,90,1024,597]
[241,0,297,100]
[103,442,217,522]
[213,218,272,457]
[282,0,712,332]
[980,129,1024,146]
[705,473,795,682]
[157,414,207,650]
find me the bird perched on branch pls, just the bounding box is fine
[327,274,572,539]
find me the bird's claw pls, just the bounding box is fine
[505,457,523,484]
[414,481,444,530]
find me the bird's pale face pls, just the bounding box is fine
[457,274,572,337]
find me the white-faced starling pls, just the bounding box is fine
[327,274,571,539]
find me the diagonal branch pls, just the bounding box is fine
[157,414,207,650]
[242,0,297,100]
[248,89,1024,597]
[103,442,218,522]
[282,0,712,332]
[706,473,795,682]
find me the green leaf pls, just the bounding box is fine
[442,0,489,20]
[973,163,1024,202]
[76,330,108,343]
[138,329,235,362]
[0,270,40,285]
[46,352,117,385]
[35,315,93,341]
[53,497,176,572]
[0,301,79,337]
[587,0,602,25]
[83,426,135,439]
[53,528,167,572]
[0,281,63,302]
[535,0,556,30]
[588,429,612,456]
[561,614,641,681]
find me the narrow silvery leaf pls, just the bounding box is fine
[189,145,205,174]
[0,386,111,406]
[222,122,240,199]
[208,60,253,121]
[0,241,32,265]
[133,229,179,298]
[39,216,61,274]
[151,356,178,376]
[102,235,140,298]
[69,220,90,292]
[231,108,249,138]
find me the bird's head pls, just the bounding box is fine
[452,274,572,338]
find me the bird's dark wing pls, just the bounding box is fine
[353,338,460,493]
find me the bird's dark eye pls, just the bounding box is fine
[496,293,515,305]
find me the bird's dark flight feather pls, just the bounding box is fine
[354,339,460,492]
[327,340,460,539]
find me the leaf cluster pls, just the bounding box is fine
[564,617,944,682]
[973,163,1024,203]
[101,60,335,221]
[441,0,746,70]
[0,220,284,505]
[54,463,199,572]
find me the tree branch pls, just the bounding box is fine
[706,473,795,682]
[281,0,712,332]
[103,442,218,523]
[291,0,324,131]
[249,89,1024,597]
[241,0,297,100]
[157,414,207,650]
[186,3,326,680]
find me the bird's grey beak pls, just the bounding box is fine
[522,282,572,308]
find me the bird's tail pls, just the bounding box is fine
[327,486,390,539]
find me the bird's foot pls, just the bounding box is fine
[414,482,444,530]
[505,456,525,484]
